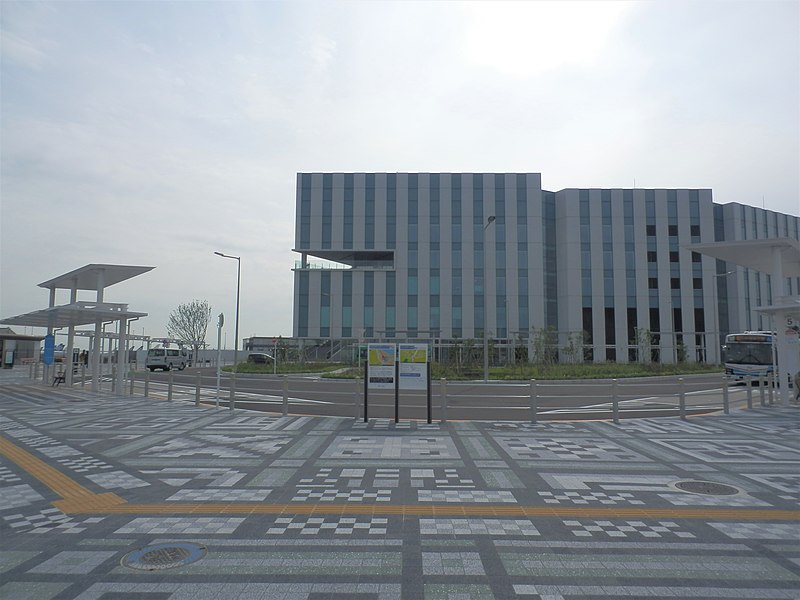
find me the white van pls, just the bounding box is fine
[146,347,188,372]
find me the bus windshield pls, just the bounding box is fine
[723,342,772,365]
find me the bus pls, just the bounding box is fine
[722,332,774,380]
[145,347,188,372]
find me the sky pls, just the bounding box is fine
[1,0,798,349]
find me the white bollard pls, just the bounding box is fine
[440,378,448,423]
[530,379,538,424]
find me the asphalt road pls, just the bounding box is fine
[136,368,757,421]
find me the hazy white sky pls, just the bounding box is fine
[1,1,798,347]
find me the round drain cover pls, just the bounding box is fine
[122,542,206,571]
[672,480,740,496]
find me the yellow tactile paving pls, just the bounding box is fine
[0,435,119,502]
[3,434,799,522]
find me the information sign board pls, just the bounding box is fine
[398,343,428,390]
[43,334,55,366]
[367,344,396,389]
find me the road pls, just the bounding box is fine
[128,368,765,421]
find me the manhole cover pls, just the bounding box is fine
[672,480,741,496]
[121,542,206,571]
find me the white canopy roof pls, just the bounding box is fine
[0,302,147,329]
[38,264,154,291]
[686,238,800,277]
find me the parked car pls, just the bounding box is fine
[247,353,274,364]
[146,347,188,371]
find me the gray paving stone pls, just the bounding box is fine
[1,381,799,599]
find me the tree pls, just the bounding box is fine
[166,300,212,365]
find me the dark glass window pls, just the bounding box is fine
[668,225,678,236]
[646,224,656,236]
[669,251,679,263]
[648,278,658,289]
[670,278,681,289]
[692,252,702,263]
[693,278,703,289]
[690,224,701,237]
[647,251,657,263]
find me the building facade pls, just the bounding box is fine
[292,173,800,364]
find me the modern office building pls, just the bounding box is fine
[292,173,800,364]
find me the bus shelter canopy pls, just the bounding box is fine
[38,264,155,291]
[0,302,147,329]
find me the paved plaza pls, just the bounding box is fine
[0,371,798,599]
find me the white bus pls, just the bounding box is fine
[145,347,188,372]
[722,332,774,380]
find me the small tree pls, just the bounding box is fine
[166,300,212,364]
[635,327,653,365]
[531,326,559,364]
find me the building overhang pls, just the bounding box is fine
[685,238,800,277]
[292,249,394,268]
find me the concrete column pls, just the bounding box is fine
[116,314,127,394]
[65,281,77,386]
[92,269,105,392]
[771,247,790,407]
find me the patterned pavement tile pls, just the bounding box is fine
[0,483,44,510]
[1,379,799,600]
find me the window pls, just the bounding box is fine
[646,224,656,236]
[671,278,681,289]
[669,251,679,263]
[691,252,702,263]
[690,225,701,237]
[647,251,657,263]
[668,225,678,236]
[693,278,703,289]
[648,278,658,289]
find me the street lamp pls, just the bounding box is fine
[214,252,241,373]
[712,270,734,362]
[483,215,496,383]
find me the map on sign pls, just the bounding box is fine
[369,346,395,366]
[399,347,427,363]
[367,344,396,389]
[398,344,428,390]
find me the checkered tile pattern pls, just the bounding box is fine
[539,491,645,505]
[114,516,245,535]
[0,483,44,510]
[4,508,104,534]
[420,518,540,536]
[563,519,696,538]
[0,466,21,484]
[418,490,516,503]
[166,488,270,501]
[292,488,392,502]
[498,437,644,461]
[57,456,114,473]
[85,470,149,489]
[266,516,389,535]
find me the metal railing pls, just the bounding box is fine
[27,367,790,423]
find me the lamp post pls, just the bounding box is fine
[712,270,734,363]
[483,215,496,383]
[214,252,241,373]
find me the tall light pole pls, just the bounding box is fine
[483,215,496,383]
[712,270,734,363]
[214,252,241,373]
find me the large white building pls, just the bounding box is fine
[292,173,799,364]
